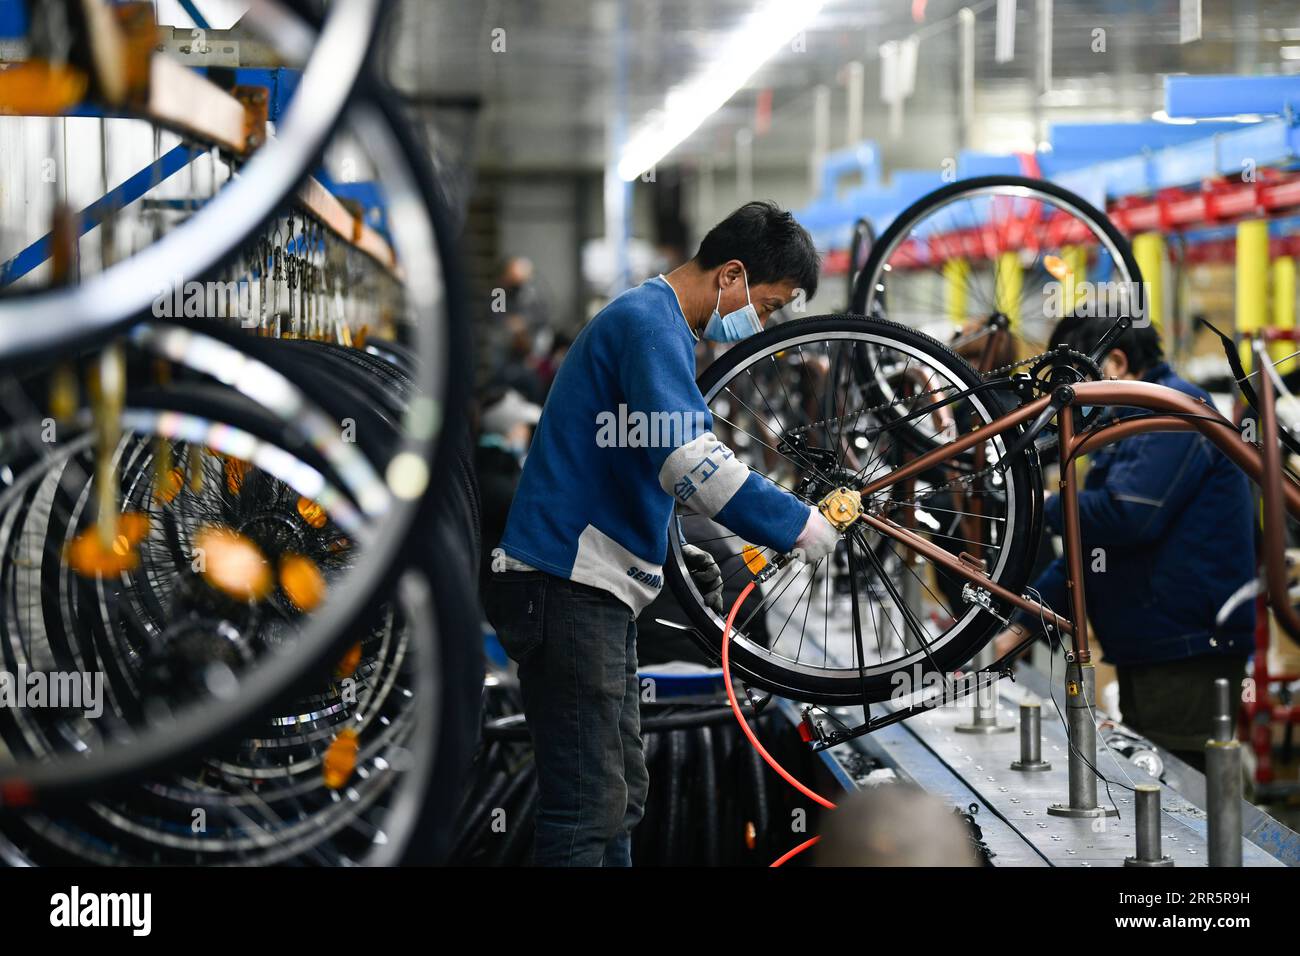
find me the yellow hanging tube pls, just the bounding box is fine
[1272,254,1296,376]
[1062,244,1087,312]
[995,252,1022,333]
[1236,220,1269,370]
[944,258,970,326]
[1132,232,1165,333]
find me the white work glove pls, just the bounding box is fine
[681,543,724,614]
[791,506,840,565]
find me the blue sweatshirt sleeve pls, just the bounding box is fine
[617,312,809,554]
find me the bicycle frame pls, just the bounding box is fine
[855,378,1300,665]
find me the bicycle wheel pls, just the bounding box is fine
[0,0,388,360]
[851,175,1142,346]
[0,339,477,862]
[847,176,1142,454]
[842,217,877,313]
[0,89,471,804]
[664,314,1042,705]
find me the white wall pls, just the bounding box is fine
[0,116,226,287]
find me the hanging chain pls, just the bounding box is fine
[779,344,1105,506]
[789,347,1057,440]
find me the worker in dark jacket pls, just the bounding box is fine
[996,315,1254,769]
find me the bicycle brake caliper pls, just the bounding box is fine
[960,583,1010,626]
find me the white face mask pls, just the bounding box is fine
[701,268,762,343]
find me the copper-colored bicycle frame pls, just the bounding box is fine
[853,378,1300,664]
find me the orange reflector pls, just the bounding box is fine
[296,496,328,529]
[744,821,757,850]
[224,457,250,495]
[742,545,768,576]
[335,642,363,679]
[323,728,360,790]
[1043,254,1071,282]
[194,527,273,602]
[280,554,327,612]
[68,513,151,577]
[156,467,185,504]
[0,61,89,114]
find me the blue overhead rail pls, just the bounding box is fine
[0,0,24,39]
[799,141,951,251]
[798,77,1300,253]
[0,57,391,285]
[1166,75,1300,120]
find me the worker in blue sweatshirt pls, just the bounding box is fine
[485,202,840,866]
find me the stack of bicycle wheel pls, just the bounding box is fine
[0,0,480,866]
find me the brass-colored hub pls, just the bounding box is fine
[818,487,864,532]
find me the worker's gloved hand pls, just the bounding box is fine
[682,543,724,614]
[792,506,840,565]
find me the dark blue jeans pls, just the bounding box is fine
[486,571,648,866]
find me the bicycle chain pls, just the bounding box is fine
[789,347,1061,440]
[788,345,1102,507]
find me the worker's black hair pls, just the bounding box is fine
[1049,314,1164,375]
[693,201,820,300]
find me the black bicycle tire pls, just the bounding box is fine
[664,313,1042,705]
[849,174,1144,320]
[0,89,472,802]
[847,175,1144,457]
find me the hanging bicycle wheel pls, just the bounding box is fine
[664,315,1042,705]
[842,217,877,313]
[0,566,440,866]
[846,176,1143,455]
[0,85,472,807]
[0,0,388,356]
[851,175,1143,348]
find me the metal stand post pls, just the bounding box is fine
[1010,699,1051,771]
[1124,784,1174,866]
[1205,677,1243,867]
[956,644,1013,734]
[1048,660,1117,817]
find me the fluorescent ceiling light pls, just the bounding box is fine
[1153,108,1265,124]
[617,0,826,181]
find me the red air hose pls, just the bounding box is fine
[770,836,820,867]
[720,579,837,866]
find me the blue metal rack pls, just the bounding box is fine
[797,76,1300,253]
[1,54,391,285]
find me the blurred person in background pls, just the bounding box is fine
[498,256,553,360]
[994,315,1254,770]
[485,313,546,404]
[815,786,980,867]
[475,388,542,592]
[479,256,552,400]
[533,332,571,400]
